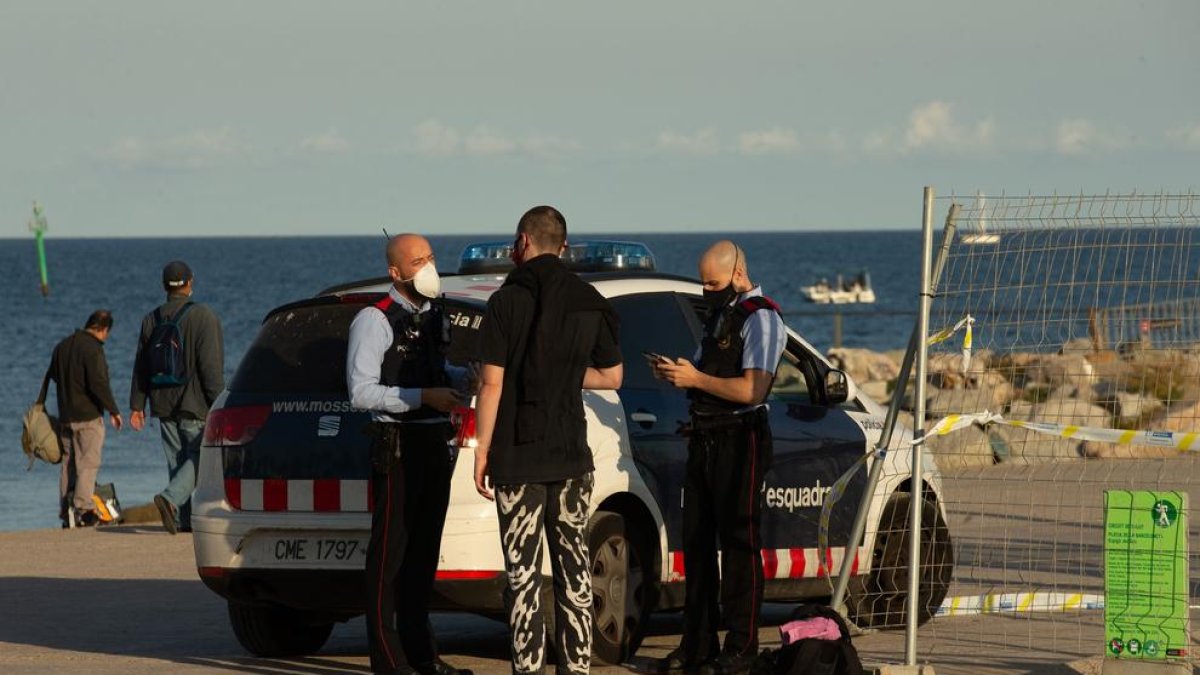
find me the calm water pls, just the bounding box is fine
[0,232,921,531]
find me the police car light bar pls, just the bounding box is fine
[458,240,656,275]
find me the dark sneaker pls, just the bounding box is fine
[153,494,179,535]
[652,648,714,674]
[700,652,756,675]
[76,510,100,528]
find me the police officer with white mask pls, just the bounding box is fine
[346,233,474,675]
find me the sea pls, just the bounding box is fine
[0,232,922,531]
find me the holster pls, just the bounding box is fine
[364,421,403,473]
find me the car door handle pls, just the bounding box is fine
[631,410,658,428]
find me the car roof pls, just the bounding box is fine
[310,272,831,368]
[318,272,704,304]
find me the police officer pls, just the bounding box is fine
[655,240,785,675]
[347,233,473,675]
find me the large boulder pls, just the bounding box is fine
[1095,389,1164,425]
[1087,401,1200,459]
[925,424,995,470]
[858,380,891,405]
[989,424,1082,464]
[1025,354,1099,389]
[1031,397,1112,428]
[826,348,901,385]
[926,385,1006,417]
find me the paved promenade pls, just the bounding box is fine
[0,522,1111,674]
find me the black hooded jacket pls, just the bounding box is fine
[479,254,622,483]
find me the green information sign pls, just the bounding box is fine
[1104,490,1190,661]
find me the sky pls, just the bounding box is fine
[2,1,1198,237]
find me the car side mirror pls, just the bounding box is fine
[824,369,855,405]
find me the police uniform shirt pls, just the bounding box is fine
[346,286,466,423]
[694,286,787,412]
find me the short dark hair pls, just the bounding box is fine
[85,310,113,331]
[517,205,567,251]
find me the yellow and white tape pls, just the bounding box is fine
[912,410,1200,453]
[937,591,1105,617]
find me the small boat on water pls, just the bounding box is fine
[801,270,876,304]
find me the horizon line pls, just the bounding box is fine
[0,226,921,241]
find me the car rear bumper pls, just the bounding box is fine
[199,566,509,615]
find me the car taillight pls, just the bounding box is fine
[450,406,477,449]
[204,405,271,446]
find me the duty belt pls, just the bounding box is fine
[690,406,768,432]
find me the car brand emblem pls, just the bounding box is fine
[318,415,341,437]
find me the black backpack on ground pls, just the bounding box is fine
[752,604,864,675]
[146,303,193,388]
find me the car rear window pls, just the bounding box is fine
[229,299,484,394]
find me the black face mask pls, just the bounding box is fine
[703,246,740,310]
[703,283,738,310]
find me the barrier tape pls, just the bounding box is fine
[818,408,1200,585]
[918,411,1200,452]
[937,591,1106,617]
[926,315,972,346]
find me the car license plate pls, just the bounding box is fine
[243,531,369,568]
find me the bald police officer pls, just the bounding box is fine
[656,241,785,675]
[346,234,473,675]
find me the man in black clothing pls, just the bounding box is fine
[655,241,786,675]
[129,260,224,534]
[41,310,123,527]
[346,233,473,675]
[473,205,623,675]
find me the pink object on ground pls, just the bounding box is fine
[779,616,843,644]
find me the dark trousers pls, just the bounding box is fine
[495,474,594,675]
[680,409,772,660]
[365,422,453,674]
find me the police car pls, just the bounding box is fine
[192,241,953,663]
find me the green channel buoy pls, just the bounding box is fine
[28,201,50,297]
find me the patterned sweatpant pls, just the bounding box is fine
[495,474,593,674]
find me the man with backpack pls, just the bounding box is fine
[129,260,224,534]
[41,310,123,528]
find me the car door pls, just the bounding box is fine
[609,292,701,555]
[760,339,868,559]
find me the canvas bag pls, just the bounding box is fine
[23,374,63,469]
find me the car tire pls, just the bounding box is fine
[588,510,654,665]
[227,601,334,657]
[846,491,953,629]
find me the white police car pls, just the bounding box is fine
[192,241,953,663]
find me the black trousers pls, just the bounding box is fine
[365,422,454,674]
[680,408,772,660]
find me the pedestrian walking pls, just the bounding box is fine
[40,310,123,527]
[129,260,224,534]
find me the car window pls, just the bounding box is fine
[769,351,811,403]
[610,293,700,390]
[230,298,483,394]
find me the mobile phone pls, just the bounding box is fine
[642,351,671,364]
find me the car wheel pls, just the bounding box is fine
[227,601,334,657]
[589,510,653,665]
[847,491,953,629]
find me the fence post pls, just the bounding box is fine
[906,186,935,665]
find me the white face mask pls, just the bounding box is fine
[404,262,441,300]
